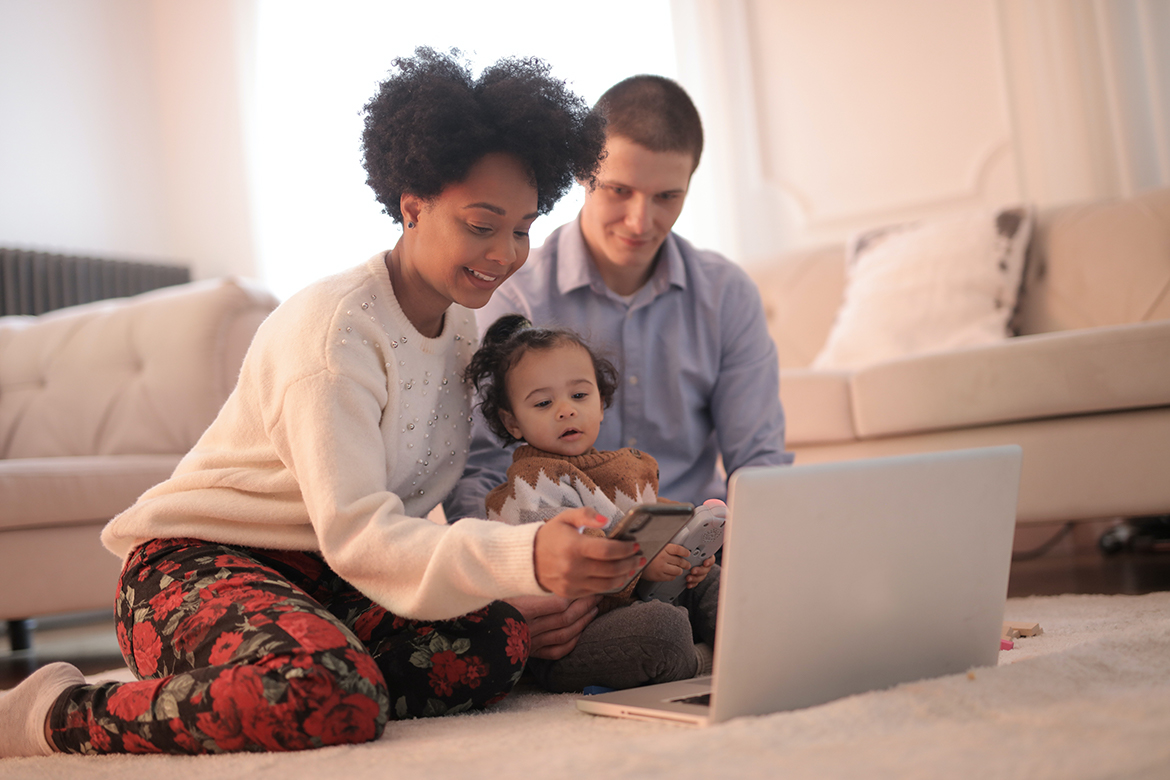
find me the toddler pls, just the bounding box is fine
[464,314,721,692]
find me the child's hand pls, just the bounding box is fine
[685,555,716,588]
[640,543,691,582]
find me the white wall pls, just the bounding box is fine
[145,0,257,280]
[245,0,678,301]
[0,0,258,279]
[751,0,1021,249]
[999,0,1170,205]
[0,0,171,260]
[5,0,1166,284]
[1,0,679,292]
[673,0,1170,267]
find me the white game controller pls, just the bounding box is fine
[634,500,726,604]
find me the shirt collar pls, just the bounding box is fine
[556,213,687,304]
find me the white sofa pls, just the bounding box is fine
[0,278,278,644]
[750,187,1170,526]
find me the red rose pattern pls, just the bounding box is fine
[168,718,204,754]
[208,631,244,664]
[48,538,528,756]
[503,617,530,666]
[155,559,181,575]
[149,585,184,621]
[345,647,384,686]
[131,623,163,677]
[428,650,464,697]
[89,721,113,752]
[106,678,164,720]
[353,606,388,641]
[122,732,165,754]
[314,694,382,745]
[277,612,349,651]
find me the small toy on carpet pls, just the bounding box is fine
[1000,620,1042,650]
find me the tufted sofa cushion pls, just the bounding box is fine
[0,277,277,459]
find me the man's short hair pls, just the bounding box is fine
[594,75,703,171]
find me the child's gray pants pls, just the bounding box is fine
[527,565,720,693]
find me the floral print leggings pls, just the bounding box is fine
[46,538,530,754]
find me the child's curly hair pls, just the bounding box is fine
[361,47,606,223]
[465,314,619,445]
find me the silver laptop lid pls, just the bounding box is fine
[710,446,1021,723]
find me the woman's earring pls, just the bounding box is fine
[406,221,415,229]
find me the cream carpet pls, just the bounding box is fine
[3,591,1169,780]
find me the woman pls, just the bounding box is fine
[0,48,635,757]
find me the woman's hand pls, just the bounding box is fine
[533,507,643,599]
[640,543,691,582]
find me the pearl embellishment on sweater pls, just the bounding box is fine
[335,289,473,514]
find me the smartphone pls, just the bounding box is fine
[634,501,726,604]
[602,503,695,593]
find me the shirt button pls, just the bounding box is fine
[628,375,639,386]
[627,437,638,447]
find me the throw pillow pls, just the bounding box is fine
[811,206,1033,369]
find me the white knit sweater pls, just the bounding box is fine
[102,253,544,620]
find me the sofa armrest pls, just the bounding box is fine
[748,244,846,370]
[850,319,1170,438]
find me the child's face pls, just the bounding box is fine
[499,343,605,457]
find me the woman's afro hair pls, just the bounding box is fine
[361,47,606,223]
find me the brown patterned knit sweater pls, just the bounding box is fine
[484,445,661,611]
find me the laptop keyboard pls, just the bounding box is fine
[671,692,711,706]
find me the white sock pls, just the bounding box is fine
[0,662,85,757]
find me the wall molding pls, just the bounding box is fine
[772,138,1016,234]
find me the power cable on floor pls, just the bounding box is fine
[1011,521,1076,562]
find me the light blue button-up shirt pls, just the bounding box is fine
[444,216,793,521]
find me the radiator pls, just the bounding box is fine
[0,248,191,317]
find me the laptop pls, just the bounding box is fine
[576,445,1022,726]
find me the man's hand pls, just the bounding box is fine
[533,507,642,599]
[504,594,602,660]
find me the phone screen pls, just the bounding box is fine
[603,503,694,593]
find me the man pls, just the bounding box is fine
[445,75,793,659]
